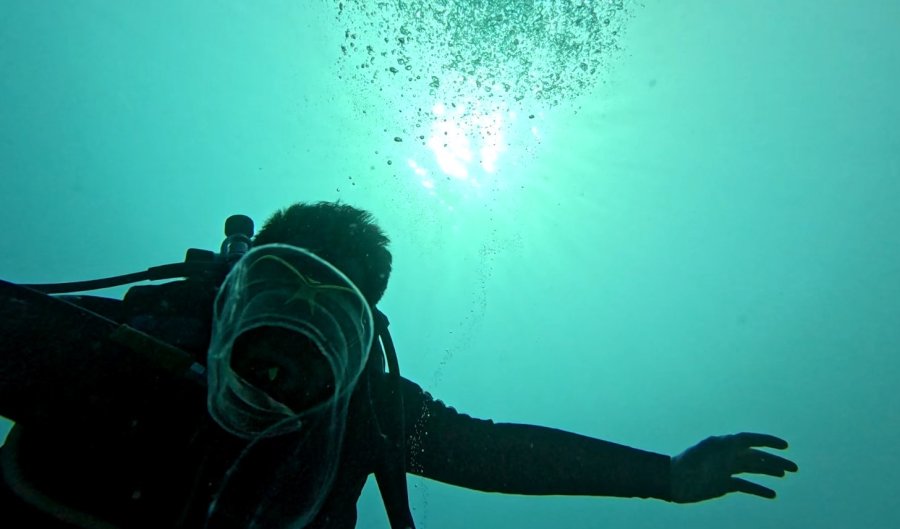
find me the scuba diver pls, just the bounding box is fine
[0,201,798,529]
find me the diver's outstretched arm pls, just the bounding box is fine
[398,378,797,502]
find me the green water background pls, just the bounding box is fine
[1,1,898,528]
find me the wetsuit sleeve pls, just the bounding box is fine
[401,378,672,500]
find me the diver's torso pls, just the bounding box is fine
[1,279,386,529]
[2,384,381,529]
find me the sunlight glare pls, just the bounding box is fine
[403,94,540,208]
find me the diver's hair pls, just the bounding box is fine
[252,201,392,305]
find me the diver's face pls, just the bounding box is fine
[230,326,335,412]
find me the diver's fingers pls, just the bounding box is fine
[736,448,799,476]
[731,432,789,450]
[730,477,776,499]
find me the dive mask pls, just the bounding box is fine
[207,243,373,439]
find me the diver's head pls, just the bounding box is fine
[230,326,334,413]
[251,201,392,306]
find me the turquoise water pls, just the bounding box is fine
[2,1,899,528]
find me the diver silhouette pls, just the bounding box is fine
[0,201,797,529]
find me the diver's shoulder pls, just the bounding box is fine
[123,278,218,316]
[122,279,218,357]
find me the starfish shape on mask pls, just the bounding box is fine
[247,254,357,315]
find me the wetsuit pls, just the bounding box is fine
[0,279,671,528]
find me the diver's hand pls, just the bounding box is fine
[670,432,798,503]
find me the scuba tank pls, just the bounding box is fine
[0,214,415,529]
